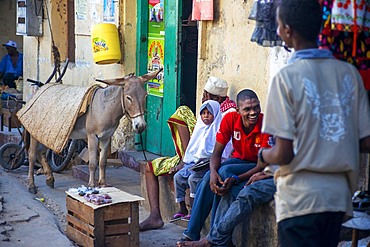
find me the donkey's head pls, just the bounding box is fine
[97,69,162,134]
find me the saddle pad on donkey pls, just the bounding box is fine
[17,83,101,154]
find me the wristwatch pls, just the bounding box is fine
[258,148,266,163]
[231,174,240,185]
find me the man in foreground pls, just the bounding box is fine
[260,0,370,246]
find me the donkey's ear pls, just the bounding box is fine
[138,68,163,84]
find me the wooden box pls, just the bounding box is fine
[66,187,144,247]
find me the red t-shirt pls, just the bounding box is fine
[216,112,270,162]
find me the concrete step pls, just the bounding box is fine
[118,150,161,172]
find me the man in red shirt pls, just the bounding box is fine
[179,89,270,242]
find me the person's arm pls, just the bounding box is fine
[168,124,190,174]
[360,136,370,153]
[237,164,264,182]
[216,164,264,196]
[178,124,191,152]
[209,141,225,193]
[259,137,294,167]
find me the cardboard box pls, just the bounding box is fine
[66,187,144,247]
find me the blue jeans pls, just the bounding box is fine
[207,178,276,246]
[174,165,208,202]
[183,158,256,241]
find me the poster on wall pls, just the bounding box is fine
[192,0,213,20]
[103,0,115,22]
[147,0,165,97]
[76,0,87,20]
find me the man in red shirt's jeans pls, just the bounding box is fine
[179,89,270,243]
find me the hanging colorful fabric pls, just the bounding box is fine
[358,58,370,90]
[331,0,370,32]
[360,69,370,90]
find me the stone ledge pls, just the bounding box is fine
[118,150,160,172]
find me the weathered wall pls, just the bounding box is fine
[0,1,23,59]
[22,0,137,152]
[195,0,370,194]
[195,0,272,111]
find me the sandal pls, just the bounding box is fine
[179,236,192,242]
[181,214,191,222]
[169,213,186,223]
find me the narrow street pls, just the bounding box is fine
[0,163,185,247]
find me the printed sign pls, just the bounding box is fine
[147,0,165,97]
[192,0,213,21]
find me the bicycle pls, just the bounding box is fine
[0,95,27,170]
[0,59,84,172]
[46,139,87,172]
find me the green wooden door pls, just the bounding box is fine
[137,0,181,156]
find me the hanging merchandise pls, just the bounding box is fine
[249,0,283,47]
[331,0,370,32]
[358,59,370,90]
[318,0,370,90]
[91,23,121,65]
[192,0,213,21]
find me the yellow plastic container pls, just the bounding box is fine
[91,23,121,64]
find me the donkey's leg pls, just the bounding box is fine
[36,146,54,188]
[28,137,38,194]
[98,138,110,187]
[88,135,99,187]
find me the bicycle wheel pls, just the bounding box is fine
[47,139,77,173]
[0,143,26,170]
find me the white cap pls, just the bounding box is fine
[3,40,17,49]
[204,76,229,97]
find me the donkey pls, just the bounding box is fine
[26,69,161,194]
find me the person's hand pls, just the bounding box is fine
[209,170,223,193]
[215,177,234,196]
[245,172,270,186]
[169,161,185,175]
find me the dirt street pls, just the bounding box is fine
[0,165,185,247]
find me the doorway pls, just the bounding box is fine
[137,0,198,156]
[180,0,198,113]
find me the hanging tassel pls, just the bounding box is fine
[352,0,358,58]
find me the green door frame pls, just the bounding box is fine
[135,0,149,151]
[136,0,182,156]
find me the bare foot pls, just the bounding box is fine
[176,238,211,247]
[139,216,164,231]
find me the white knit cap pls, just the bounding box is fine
[3,40,17,49]
[204,76,229,97]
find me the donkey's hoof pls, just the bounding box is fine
[98,182,107,187]
[46,178,55,188]
[28,186,37,194]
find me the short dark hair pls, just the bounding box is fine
[236,89,259,105]
[277,0,322,42]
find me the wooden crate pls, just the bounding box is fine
[66,187,143,247]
